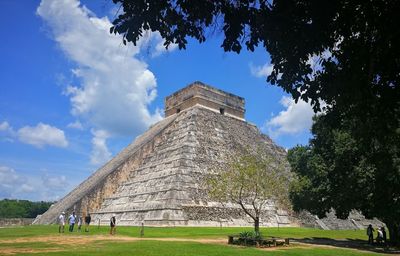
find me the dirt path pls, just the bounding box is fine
[291,238,400,255]
[0,235,229,255]
[0,235,226,245]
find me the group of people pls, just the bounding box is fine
[58,211,116,235]
[58,212,91,233]
[367,224,387,245]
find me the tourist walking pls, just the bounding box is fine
[85,214,91,232]
[68,212,76,232]
[367,224,374,244]
[381,227,387,244]
[77,215,82,232]
[58,212,65,233]
[376,228,384,244]
[110,214,116,235]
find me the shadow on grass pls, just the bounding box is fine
[291,237,400,254]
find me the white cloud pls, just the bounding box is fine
[306,49,333,80]
[1,121,69,148]
[250,63,274,78]
[0,121,12,132]
[17,123,68,148]
[37,0,163,139]
[19,183,35,193]
[0,166,69,201]
[67,120,84,130]
[37,0,170,166]
[264,96,315,138]
[108,5,122,19]
[0,121,15,142]
[152,32,178,57]
[42,174,69,189]
[90,129,111,166]
[131,30,178,58]
[0,166,19,193]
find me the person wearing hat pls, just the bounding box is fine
[58,212,65,233]
[110,214,116,235]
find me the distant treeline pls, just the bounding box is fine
[0,199,53,218]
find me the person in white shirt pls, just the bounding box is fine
[58,212,65,233]
[68,212,76,232]
[376,229,384,244]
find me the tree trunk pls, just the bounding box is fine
[387,222,400,245]
[254,217,260,235]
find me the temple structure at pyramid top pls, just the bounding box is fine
[165,81,245,120]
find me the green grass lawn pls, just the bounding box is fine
[9,240,380,256]
[0,226,382,255]
[0,225,368,239]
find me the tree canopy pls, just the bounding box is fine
[0,199,53,218]
[207,149,291,234]
[111,0,399,112]
[110,0,400,244]
[288,114,400,244]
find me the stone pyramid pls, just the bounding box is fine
[36,82,292,227]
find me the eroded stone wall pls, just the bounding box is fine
[0,218,34,227]
[295,210,385,230]
[90,106,292,227]
[34,115,177,224]
[37,103,293,227]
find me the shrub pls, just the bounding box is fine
[236,231,263,246]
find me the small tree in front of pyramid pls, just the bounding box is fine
[207,149,291,235]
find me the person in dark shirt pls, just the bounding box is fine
[84,214,91,232]
[367,224,374,244]
[381,226,387,244]
[110,214,116,235]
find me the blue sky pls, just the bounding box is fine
[0,0,315,201]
